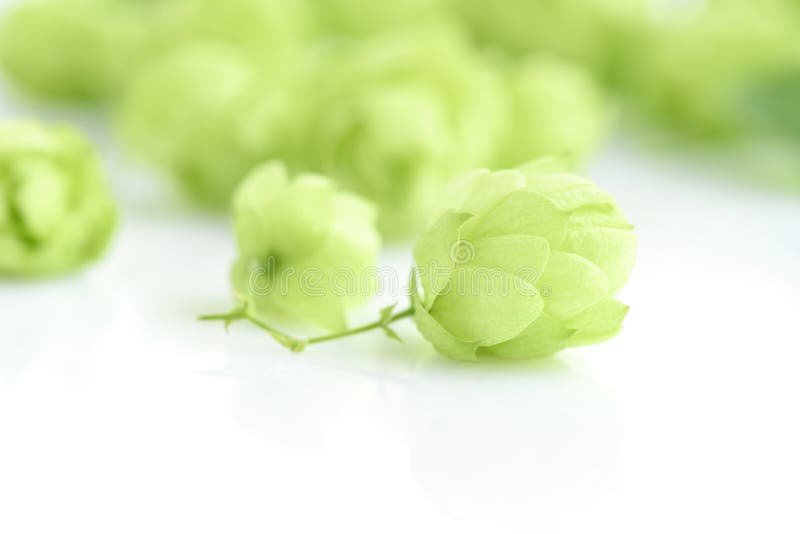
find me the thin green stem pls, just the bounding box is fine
[198,312,242,322]
[307,307,414,345]
[198,305,415,352]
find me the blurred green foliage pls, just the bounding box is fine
[622,0,800,141]
[451,0,647,83]
[747,75,800,140]
[284,25,507,237]
[1,0,798,233]
[116,44,295,206]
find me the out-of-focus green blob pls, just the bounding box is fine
[412,158,636,361]
[230,161,381,332]
[734,68,800,189]
[170,0,315,73]
[308,0,445,36]
[288,26,506,238]
[492,55,609,168]
[0,121,116,277]
[0,0,313,102]
[0,0,164,101]
[451,0,646,82]
[742,71,800,141]
[117,45,295,206]
[623,0,800,141]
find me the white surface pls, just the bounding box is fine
[2,73,800,534]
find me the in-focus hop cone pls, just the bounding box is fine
[412,158,636,361]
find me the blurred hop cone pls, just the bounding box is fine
[0,121,117,277]
[117,44,296,207]
[229,161,381,332]
[288,25,506,238]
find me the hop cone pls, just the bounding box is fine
[230,162,381,332]
[412,158,636,361]
[0,121,117,276]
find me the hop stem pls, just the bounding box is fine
[198,304,415,352]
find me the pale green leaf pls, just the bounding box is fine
[379,302,398,325]
[524,173,616,212]
[413,210,473,307]
[564,298,630,347]
[464,191,569,248]
[382,325,403,342]
[412,292,478,361]
[561,226,637,295]
[470,234,550,284]
[429,265,543,346]
[479,313,574,359]
[445,168,525,215]
[536,252,608,320]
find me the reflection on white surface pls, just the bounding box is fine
[0,275,113,384]
[212,336,621,531]
[405,361,620,531]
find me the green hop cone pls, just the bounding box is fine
[290,26,505,238]
[493,55,609,169]
[0,121,117,276]
[412,158,636,361]
[117,45,293,206]
[230,161,381,332]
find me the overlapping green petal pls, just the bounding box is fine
[535,252,609,320]
[412,290,478,362]
[465,191,569,248]
[429,265,544,346]
[413,210,473,307]
[479,314,575,360]
[564,298,630,346]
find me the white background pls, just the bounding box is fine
[1,4,799,533]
